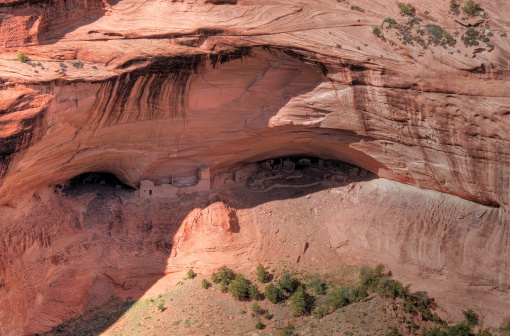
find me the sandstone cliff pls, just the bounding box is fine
[0,0,509,207]
[1,0,510,334]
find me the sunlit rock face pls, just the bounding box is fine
[0,0,510,334]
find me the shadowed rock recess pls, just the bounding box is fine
[1,0,510,334]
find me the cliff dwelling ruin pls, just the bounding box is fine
[138,165,211,199]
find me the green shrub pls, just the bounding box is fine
[228,274,251,301]
[383,18,397,25]
[351,5,365,12]
[408,17,422,26]
[420,327,445,336]
[71,61,83,69]
[249,285,260,300]
[447,323,472,335]
[263,310,273,320]
[251,302,263,315]
[211,272,219,283]
[327,286,354,309]
[373,26,383,37]
[17,53,27,63]
[462,28,480,46]
[255,321,265,330]
[359,265,378,289]
[220,280,229,293]
[217,266,235,283]
[280,324,295,336]
[187,269,196,279]
[278,272,301,295]
[462,309,479,326]
[386,326,403,336]
[201,279,210,289]
[157,300,165,312]
[450,0,460,14]
[256,264,269,283]
[463,0,481,16]
[312,304,329,319]
[289,285,314,316]
[428,24,444,39]
[376,277,409,299]
[398,3,415,16]
[264,283,282,304]
[308,278,327,295]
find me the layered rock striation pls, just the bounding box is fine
[0,0,509,208]
[1,0,510,334]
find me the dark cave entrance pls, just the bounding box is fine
[55,172,135,196]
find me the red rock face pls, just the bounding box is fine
[0,0,508,207]
[0,0,509,334]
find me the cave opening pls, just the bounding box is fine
[224,155,373,194]
[55,172,135,196]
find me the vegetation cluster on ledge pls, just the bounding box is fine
[372,1,493,51]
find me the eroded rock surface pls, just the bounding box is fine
[1,0,510,334]
[0,0,509,207]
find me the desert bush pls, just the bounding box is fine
[387,326,403,336]
[359,265,379,289]
[201,279,210,289]
[72,61,84,69]
[408,17,422,26]
[264,283,282,304]
[187,269,196,279]
[289,285,314,316]
[251,302,263,315]
[278,272,301,295]
[327,286,355,309]
[462,309,479,326]
[450,0,460,14]
[17,53,27,63]
[218,266,235,282]
[308,277,327,295]
[211,272,219,283]
[255,321,265,330]
[312,304,329,319]
[462,28,480,46]
[376,277,410,299]
[157,299,165,312]
[351,5,365,12]
[212,265,235,285]
[463,0,481,16]
[373,27,383,37]
[383,18,397,25]
[256,264,269,283]
[448,323,472,335]
[228,274,251,301]
[398,3,415,16]
[280,324,296,336]
[249,285,260,300]
[220,280,229,293]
